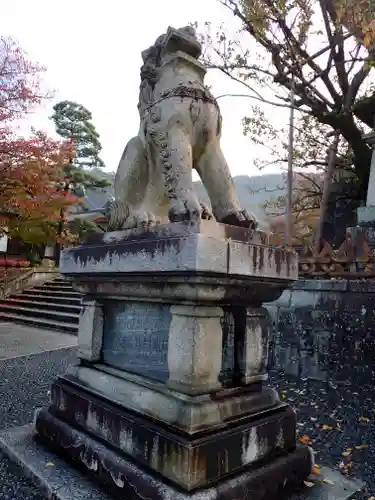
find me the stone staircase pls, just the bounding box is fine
[0,277,81,334]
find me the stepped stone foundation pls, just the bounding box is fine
[30,220,319,499]
[0,221,365,499]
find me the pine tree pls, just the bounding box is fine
[51,100,110,197]
[51,100,111,262]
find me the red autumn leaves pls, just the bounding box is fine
[0,36,79,243]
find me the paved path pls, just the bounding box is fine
[0,322,76,360]
[0,323,77,500]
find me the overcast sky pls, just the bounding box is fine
[0,0,288,177]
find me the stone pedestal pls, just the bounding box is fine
[351,130,375,255]
[357,130,375,228]
[34,221,313,499]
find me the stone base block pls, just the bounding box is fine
[38,376,300,490]
[0,424,363,500]
[62,364,281,434]
[347,223,375,251]
[357,205,375,225]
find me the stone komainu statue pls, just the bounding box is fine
[106,26,258,231]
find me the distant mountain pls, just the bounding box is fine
[194,174,285,227]
[82,170,286,227]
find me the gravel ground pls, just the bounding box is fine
[0,346,77,500]
[271,372,375,499]
[0,347,372,499]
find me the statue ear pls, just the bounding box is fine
[161,26,201,59]
[179,26,196,38]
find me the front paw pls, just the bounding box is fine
[219,209,258,229]
[124,211,157,229]
[168,195,202,223]
[200,202,214,220]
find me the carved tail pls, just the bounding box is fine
[105,200,131,232]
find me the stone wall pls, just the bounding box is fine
[265,279,375,385]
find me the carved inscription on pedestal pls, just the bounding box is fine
[102,301,171,382]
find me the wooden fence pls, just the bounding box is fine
[298,232,375,278]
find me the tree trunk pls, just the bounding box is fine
[314,132,340,252]
[318,112,371,201]
[55,183,70,267]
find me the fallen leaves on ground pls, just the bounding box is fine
[359,416,370,424]
[303,480,315,488]
[312,464,321,475]
[339,460,353,475]
[355,444,369,451]
[270,373,374,497]
[299,434,311,445]
[341,444,369,458]
[322,478,335,485]
[321,424,333,431]
[342,448,352,457]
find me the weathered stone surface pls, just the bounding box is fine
[35,411,312,496]
[72,275,289,305]
[361,127,375,209]
[63,364,282,434]
[62,231,228,275]
[236,307,270,384]
[86,218,270,245]
[0,424,362,500]
[77,297,103,362]
[30,210,311,499]
[61,221,297,283]
[105,26,258,230]
[40,378,298,490]
[219,307,236,385]
[357,205,375,224]
[0,424,114,500]
[12,424,365,500]
[167,305,223,392]
[347,224,375,257]
[266,278,375,384]
[102,300,171,382]
[49,224,309,496]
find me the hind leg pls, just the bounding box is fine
[108,136,156,230]
[196,141,258,229]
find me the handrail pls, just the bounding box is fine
[0,267,35,298]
